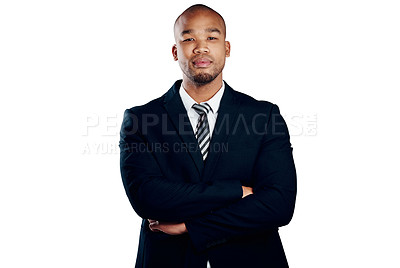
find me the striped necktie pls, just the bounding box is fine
[192,103,212,160]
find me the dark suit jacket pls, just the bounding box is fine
[120,80,297,268]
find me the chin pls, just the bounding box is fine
[192,73,217,85]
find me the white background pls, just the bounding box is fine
[1,0,399,267]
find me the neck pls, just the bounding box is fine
[182,73,223,103]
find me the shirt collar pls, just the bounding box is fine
[179,82,225,114]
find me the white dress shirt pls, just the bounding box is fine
[179,82,225,268]
[179,82,225,139]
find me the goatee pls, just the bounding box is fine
[192,73,217,85]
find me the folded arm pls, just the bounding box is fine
[164,105,297,251]
[120,108,243,222]
[184,105,297,251]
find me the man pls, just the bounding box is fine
[120,4,296,268]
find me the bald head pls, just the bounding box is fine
[172,4,230,87]
[174,4,226,39]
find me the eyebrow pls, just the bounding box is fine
[180,28,222,36]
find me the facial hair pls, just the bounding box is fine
[182,61,224,85]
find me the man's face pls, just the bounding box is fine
[173,10,230,85]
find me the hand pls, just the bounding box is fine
[242,186,253,198]
[147,219,188,235]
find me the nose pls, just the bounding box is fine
[193,40,209,54]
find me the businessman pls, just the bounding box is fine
[120,4,296,268]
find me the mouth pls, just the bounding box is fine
[192,57,212,68]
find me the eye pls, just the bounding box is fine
[208,37,217,40]
[183,38,194,42]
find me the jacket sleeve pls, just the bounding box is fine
[185,104,297,251]
[120,108,243,222]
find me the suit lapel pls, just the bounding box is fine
[203,82,241,181]
[163,81,204,176]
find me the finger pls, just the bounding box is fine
[149,223,161,232]
[149,222,160,228]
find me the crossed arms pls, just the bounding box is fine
[119,104,296,251]
[147,185,254,235]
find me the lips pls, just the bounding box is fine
[193,58,212,68]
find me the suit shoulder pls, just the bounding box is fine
[124,95,164,116]
[232,88,277,113]
[124,80,181,116]
[121,95,166,133]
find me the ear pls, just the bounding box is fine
[225,41,231,57]
[172,44,178,61]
